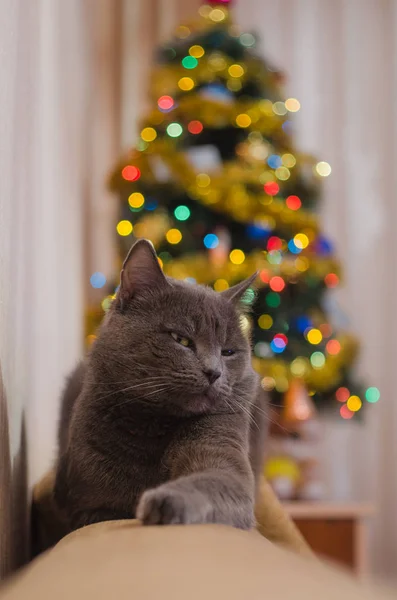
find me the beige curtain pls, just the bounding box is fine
[118,0,397,579]
[0,0,121,577]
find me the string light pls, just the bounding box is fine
[347,395,362,412]
[166,228,182,244]
[272,101,287,116]
[264,182,280,196]
[196,173,211,187]
[236,113,251,127]
[182,56,198,69]
[128,192,144,209]
[140,127,157,142]
[188,120,203,134]
[258,314,273,329]
[306,328,323,345]
[325,273,339,288]
[282,154,297,169]
[209,8,227,22]
[117,220,133,236]
[266,292,280,308]
[310,351,325,368]
[229,249,245,264]
[214,278,229,291]
[204,233,219,249]
[294,233,309,249]
[158,95,174,111]
[178,77,195,91]
[326,339,341,355]
[286,195,301,210]
[167,123,183,137]
[121,165,140,181]
[269,276,285,292]
[336,387,350,403]
[90,272,106,289]
[189,45,205,58]
[240,33,255,47]
[365,387,380,403]
[261,376,276,391]
[340,404,354,420]
[174,205,190,221]
[228,64,245,78]
[285,98,301,112]
[315,161,332,177]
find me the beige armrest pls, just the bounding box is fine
[1,523,394,600]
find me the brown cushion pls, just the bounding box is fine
[1,522,395,600]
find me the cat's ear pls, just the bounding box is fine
[118,239,169,309]
[220,272,258,305]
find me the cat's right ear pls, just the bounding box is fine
[117,239,169,310]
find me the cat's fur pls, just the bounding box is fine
[54,239,268,530]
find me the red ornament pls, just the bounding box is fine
[122,166,141,181]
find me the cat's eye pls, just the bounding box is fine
[170,332,192,348]
[221,349,235,357]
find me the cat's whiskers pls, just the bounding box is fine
[112,385,178,409]
[94,380,169,403]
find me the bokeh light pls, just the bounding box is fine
[306,328,323,345]
[229,249,245,264]
[196,173,211,187]
[365,387,380,403]
[340,404,354,420]
[236,113,251,127]
[285,98,301,112]
[140,127,157,142]
[240,33,255,47]
[166,228,182,244]
[178,77,195,91]
[336,387,350,403]
[286,195,301,210]
[258,314,273,329]
[326,339,341,355]
[121,165,141,181]
[310,351,325,369]
[188,120,203,134]
[182,56,198,69]
[325,273,339,288]
[189,45,205,58]
[117,220,133,236]
[204,233,219,249]
[90,272,106,289]
[269,276,285,292]
[214,278,229,291]
[174,205,190,221]
[315,161,332,177]
[228,64,245,78]
[158,95,174,110]
[167,122,183,137]
[266,292,281,308]
[128,192,145,209]
[264,181,280,196]
[347,395,362,412]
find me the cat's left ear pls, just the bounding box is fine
[118,239,169,310]
[220,271,258,305]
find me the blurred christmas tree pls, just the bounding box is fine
[88,0,380,419]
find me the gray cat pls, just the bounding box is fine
[54,239,268,531]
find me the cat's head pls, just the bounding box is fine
[90,239,258,416]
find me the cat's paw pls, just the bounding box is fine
[136,484,213,525]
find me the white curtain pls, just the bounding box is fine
[119,0,397,579]
[236,0,396,579]
[0,0,120,576]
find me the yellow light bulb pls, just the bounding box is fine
[229,249,245,265]
[306,328,323,345]
[117,220,133,236]
[228,64,245,78]
[214,279,229,292]
[166,228,182,244]
[128,192,144,209]
[236,113,251,128]
[347,395,362,412]
[178,77,195,91]
[140,127,157,142]
[189,45,205,58]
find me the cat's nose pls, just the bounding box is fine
[203,368,221,385]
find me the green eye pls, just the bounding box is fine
[222,349,235,357]
[170,332,192,347]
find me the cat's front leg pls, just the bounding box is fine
[137,470,255,530]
